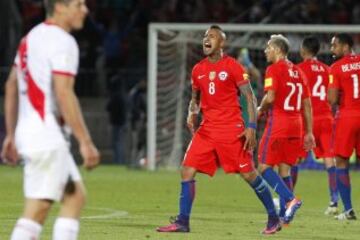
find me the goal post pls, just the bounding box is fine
[147,23,360,171]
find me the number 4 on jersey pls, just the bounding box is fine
[312,75,326,101]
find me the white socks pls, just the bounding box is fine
[53,217,79,240]
[11,217,79,240]
[11,218,42,240]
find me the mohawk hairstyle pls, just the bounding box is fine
[44,0,72,16]
[209,25,226,40]
[270,34,290,54]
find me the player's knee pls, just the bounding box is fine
[64,182,87,207]
[258,164,270,174]
[23,200,52,224]
[278,164,290,177]
[181,166,196,181]
[335,156,348,168]
[240,171,257,182]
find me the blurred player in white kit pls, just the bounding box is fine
[1,0,100,239]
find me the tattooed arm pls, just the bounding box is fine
[238,83,257,151]
[187,89,200,134]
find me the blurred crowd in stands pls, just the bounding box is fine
[0,1,355,93]
[13,0,360,84]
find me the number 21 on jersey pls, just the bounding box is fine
[284,82,303,111]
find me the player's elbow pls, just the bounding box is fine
[327,94,337,105]
[327,89,338,105]
[266,93,275,104]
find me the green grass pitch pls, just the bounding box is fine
[0,165,359,239]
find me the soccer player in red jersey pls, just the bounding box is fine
[328,33,360,220]
[257,34,315,224]
[157,25,281,235]
[297,36,338,215]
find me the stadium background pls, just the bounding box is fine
[1,0,359,168]
[0,1,359,239]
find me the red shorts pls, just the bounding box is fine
[258,137,302,166]
[333,116,360,158]
[182,125,254,176]
[312,116,335,158]
[298,116,334,159]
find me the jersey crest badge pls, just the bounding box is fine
[209,71,216,81]
[218,71,228,81]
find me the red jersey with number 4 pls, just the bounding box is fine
[297,59,332,118]
[329,54,360,117]
[191,55,249,127]
[264,59,310,137]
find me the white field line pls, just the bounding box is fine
[81,207,128,220]
[0,204,128,221]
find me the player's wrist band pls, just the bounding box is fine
[247,122,257,130]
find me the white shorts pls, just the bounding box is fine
[21,144,82,202]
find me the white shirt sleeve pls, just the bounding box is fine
[14,53,19,67]
[50,36,79,76]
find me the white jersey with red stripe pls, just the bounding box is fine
[14,22,79,153]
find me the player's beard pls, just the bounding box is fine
[207,49,222,62]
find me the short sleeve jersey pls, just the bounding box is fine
[264,59,310,137]
[14,22,79,153]
[329,54,360,117]
[297,59,332,118]
[191,55,249,127]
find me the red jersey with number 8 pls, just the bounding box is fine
[329,54,360,117]
[263,59,310,137]
[191,55,249,127]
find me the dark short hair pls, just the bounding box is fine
[334,33,354,48]
[302,36,320,55]
[270,34,290,54]
[44,0,73,16]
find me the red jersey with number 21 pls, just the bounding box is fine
[264,59,310,138]
[191,55,249,127]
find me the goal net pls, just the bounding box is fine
[147,23,360,170]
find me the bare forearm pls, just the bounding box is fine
[4,68,18,136]
[303,98,313,134]
[239,83,257,123]
[258,94,271,113]
[188,89,200,113]
[328,88,338,105]
[57,91,92,144]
